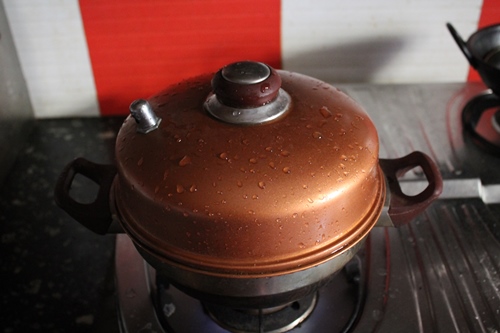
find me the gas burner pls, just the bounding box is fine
[116,235,365,333]
[462,91,500,154]
[201,292,317,333]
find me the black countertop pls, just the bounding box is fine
[0,118,124,333]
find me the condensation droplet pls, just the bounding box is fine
[219,152,228,160]
[249,158,257,164]
[258,181,266,189]
[339,129,346,136]
[237,181,243,187]
[176,185,185,193]
[319,106,332,118]
[179,156,191,166]
[292,213,298,218]
[280,150,290,157]
[265,146,273,152]
[312,131,323,139]
[334,113,343,121]
[302,184,308,189]
[282,167,291,174]
[189,184,197,192]
[340,155,348,161]
[163,170,169,180]
[268,162,276,169]
[154,186,160,194]
[298,242,306,249]
[137,157,144,166]
[307,198,314,203]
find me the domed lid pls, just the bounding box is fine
[113,61,385,277]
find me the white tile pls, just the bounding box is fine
[4,0,99,118]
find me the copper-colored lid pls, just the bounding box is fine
[114,62,385,277]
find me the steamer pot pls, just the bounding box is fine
[55,61,442,308]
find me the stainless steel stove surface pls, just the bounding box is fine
[115,83,500,333]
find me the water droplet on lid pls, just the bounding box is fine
[176,185,185,193]
[232,110,241,116]
[319,106,332,118]
[312,131,323,139]
[258,181,266,189]
[302,184,308,189]
[280,150,290,157]
[154,186,160,194]
[219,152,228,160]
[189,184,197,192]
[260,83,270,93]
[265,146,273,152]
[339,129,346,136]
[137,157,144,166]
[334,113,343,121]
[339,163,346,169]
[252,194,259,199]
[268,162,276,169]
[340,155,348,161]
[282,167,291,174]
[237,181,243,187]
[292,213,298,218]
[249,158,257,164]
[178,156,191,166]
[298,242,306,249]
[242,139,250,145]
[307,198,314,203]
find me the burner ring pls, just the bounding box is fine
[462,91,500,155]
[204,292,318,333]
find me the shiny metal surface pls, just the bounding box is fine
[129,99,161,134]
[117,82,500,332]
[204,88,291,125]
[221,61,270,85]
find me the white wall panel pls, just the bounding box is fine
[4,0,98,118]
[282,0,482,84]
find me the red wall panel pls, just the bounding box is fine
[79,0,281,115]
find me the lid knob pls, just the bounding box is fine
[212,61,281,108]
[206,61,290,125]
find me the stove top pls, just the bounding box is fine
[115,83,500,333]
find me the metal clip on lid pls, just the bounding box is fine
[205,61,290,125]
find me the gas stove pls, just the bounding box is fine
[114,82,500,333]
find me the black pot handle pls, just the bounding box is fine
[446,22,477,68]
[54,158,117,235]
[379,151,443,227]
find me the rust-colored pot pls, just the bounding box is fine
[55,61,442,309]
